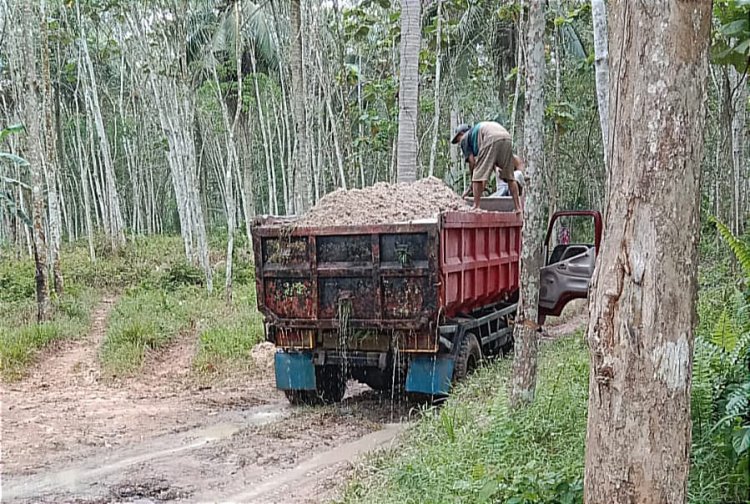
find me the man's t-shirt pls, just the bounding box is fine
[460,122,510,162]
[460,122,485,162]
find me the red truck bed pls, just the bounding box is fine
[252,210,522,352]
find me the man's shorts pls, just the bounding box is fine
[472,131,513,183]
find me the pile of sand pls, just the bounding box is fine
[250,341,276,370]
[298,177,473,226]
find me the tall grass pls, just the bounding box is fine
[0,289,97,380]
[339,336,589,504]
[193,283,265,374]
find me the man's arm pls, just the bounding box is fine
[462,154,477,197]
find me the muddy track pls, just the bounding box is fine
[2,297,587,503]
[1,298,414,504]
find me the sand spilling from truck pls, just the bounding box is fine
[299,176,474,226]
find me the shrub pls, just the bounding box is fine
[161,261,204,290]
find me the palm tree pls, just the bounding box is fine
[289,0,311,211]
[396,0,420,183]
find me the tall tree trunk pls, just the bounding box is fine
[510,0,546,408]
[591,0,609,168]
[290,0,311,213]
[19,0,50,321]
[41,0,63,295]
[510,2,524,144]
[583,2,711,502]
[427,0,442,178]
[728,67,746,235]
[396,0,421,182]
[78,11,125,251]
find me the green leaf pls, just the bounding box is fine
[732,426,750,455]
[712,217,750,279]
[721,18,749,36]
[0,152,29,166]
[0,124,24,143]
[477,479,497,502]
[735,38,750,54]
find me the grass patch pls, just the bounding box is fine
[1,234,264,379]
[0,290,97,380]
[339,336,589,504]
[101,287,196,376]
[339,334,742,504]
[193,283,265,374]
[102,282,264,377]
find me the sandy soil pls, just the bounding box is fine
[1,296,587,504]
[0,299,411,504]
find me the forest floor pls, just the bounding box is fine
[1,297,586,504]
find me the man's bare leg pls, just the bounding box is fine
[508,180,521,213]
[472,181,484,209]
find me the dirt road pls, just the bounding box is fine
[1,300,412,503]
[1,298,587,503]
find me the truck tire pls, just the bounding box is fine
[501,335,514,356]
[453,333,481,382]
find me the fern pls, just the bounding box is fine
[710,308,738,352]
[730,332,750,369]
[725,382,750,418]
[711,217,750,280]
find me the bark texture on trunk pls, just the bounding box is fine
[728,67,746,236]
[583,2,711,502]
[41,0,63,295]
[290,0,311,213]
[510,0,546,408]
[79,20,125,251]
[396,0,421,183]
[591,0,609,168]
[19,0,50,321]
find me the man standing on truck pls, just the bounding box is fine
[451,121,522,212]
[491,157,525,197]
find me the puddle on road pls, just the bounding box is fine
[2,403,290,502]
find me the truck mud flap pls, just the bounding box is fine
[405,355,454,395]
[275,352,316,390]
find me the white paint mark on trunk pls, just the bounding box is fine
[652,334,689,391]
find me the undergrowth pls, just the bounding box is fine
[0,288,97,380]
[339,336,589,504]
[100,287,196,376]
[1,234,264,380]
[192,283,264,374]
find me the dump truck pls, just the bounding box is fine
[251,197,601,404]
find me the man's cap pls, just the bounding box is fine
[451,123,471,144]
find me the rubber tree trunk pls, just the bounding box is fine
[728,67,746,236]
[509,0,546,408]
[79,15,125,251]
[19,0,50,321]
[591,0,609,169]
[396,0,421,183]
[290,0,311,213]
[509,1,524,144]
[583,2,711,502]
[41,0,63,296]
